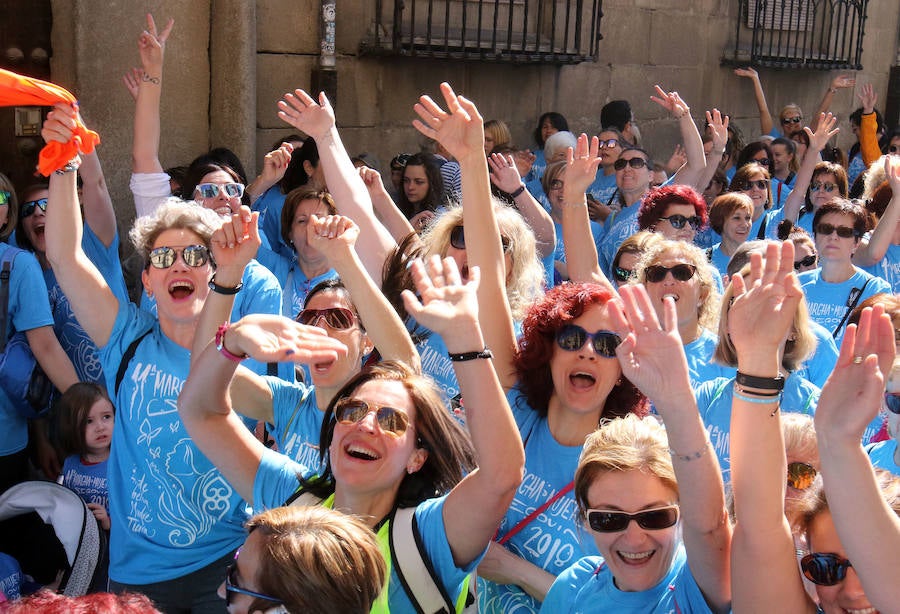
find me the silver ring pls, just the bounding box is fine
[852,356,864,364]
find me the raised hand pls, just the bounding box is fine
[307,214,359,263]
[706,109,730,152]
[651,84,690,119]
[857,83,877,115]
[562,133,601,205]
[733,67,759,80]
[137,13,174,74]
[805,112,840,152]
[358,166,388,197]
[122,67,144,102]
[401,256,480,339]
[666,143,687,173]
[831,74,856,91]
[41,102,78,145]
[488,152,524,193]
[259,142,293,186]
[209,206,260,271]
[277,89,336,140]
[815,305,895,444]
[412,82,485,162]
[886,155,900,194]
[224,313,348,365]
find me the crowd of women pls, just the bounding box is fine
[2,11,900,614]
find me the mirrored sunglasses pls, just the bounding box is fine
[586,505,680,533]
[21,198,48,218]
[659,214,702,230]
[793,254,817,270]
[781,116,803,125]
[147,245,210,269]
[787,461,817,490]
[297,307,355,330]
[555,324,621,358]
[614,157,648,171]
[333,398,411,437]
[225,550,283,607]
[195,182,245,200]
[613,266,634,283]
[815,223,857,239]
[0,190,10,206]
[800,552,852,586]
[598,138,620,149]
[739,179,769,191]
[449,225,511,252]
[810,181,837,193]
[645,263,697,283]
[884,392,900,415]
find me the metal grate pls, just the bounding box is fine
[360,0,603,64]
[724,0,869,70]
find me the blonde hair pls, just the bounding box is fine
[0,172,18,240]
[129,198,221,264]
[421,202,544,321]
[632,239,721,332]
[782,413,818,467]
[862,155,889,203]
[245,506,386,614]
[574,415,678,520]
[484,119,512,152]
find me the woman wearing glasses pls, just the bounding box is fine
[727,162,781,242]
[636,184,708,245]
[539,285,732,614]
[180,246,525,613]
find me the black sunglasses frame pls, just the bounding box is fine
[586,505,680,533]
[658,214,702,230]
[793,254,817,270]
[555,324,621,358]
[800,552,852,586]
[815,223,858,239]
[644,263,697,284]
[614,157,648,171]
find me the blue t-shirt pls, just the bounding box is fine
[685,329,735,390]
[697,373,820,485]
[60,455,109,513]
[862,243,900,294]
[553,221,604,285]
[794,321,839,390]
[798,268,891,340]
[252,448,481,614]
[708,243,732,278]
[478,386,598,614]
[265,377,325,473]
[100,301,247,584]
[43,226,129,385]
[410,321,460,410]
[865,439,900,476]
[587,171,618,207]
[598,202,642,277]
[540,545,714,614]
[255,245,338,320]
[771,176,793,209]
[254,186,294,261]
[526,149,548,187]
[0,245,54,457]
[847,152,866,187]
[0,553,23,601]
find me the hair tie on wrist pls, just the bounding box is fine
[509,184,526,198]
[215,322,248,362]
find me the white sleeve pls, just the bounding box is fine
[130,172,173,218]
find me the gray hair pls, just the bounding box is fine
[129,198,221,264]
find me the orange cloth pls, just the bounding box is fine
[0,68,100,176]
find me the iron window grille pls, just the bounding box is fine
[360,0,603,64]
[723,0,870,70]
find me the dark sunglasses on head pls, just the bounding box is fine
[0,190,10,206]
[787,461,817,490]
[598,138,620,149]
[613,266,634,283]
[333,398,411,437]
[794,254,817,270]
[645,263,697,283]
[800,553,852,586]
[884,392,900,414]
[614,157,648,171]
[195,182,245,200]
[147,245,210,269]
[815,223,857,239]
[659,214,702,230]
[225,550,283,607]
[21,198,48,218]
[449,225,511,252]
[739,179,769,191]
[586,505,680,533]
[555,324,621,358]
[810,181,837,193]
[297,307,355,330]
[391,153,412,170]
[781,117,803,125]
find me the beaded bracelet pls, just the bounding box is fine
[669,439,711,462]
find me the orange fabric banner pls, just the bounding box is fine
[0,68,100,176]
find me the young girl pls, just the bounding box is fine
[57,383,114,531]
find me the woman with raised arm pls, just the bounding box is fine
[411,84,649,612]
[855,155,900,293]
[179,253,524,613]
[648,85,706,188]
[540,284,732,613]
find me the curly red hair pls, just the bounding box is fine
[514,283,649,419]
[638,184,709,231]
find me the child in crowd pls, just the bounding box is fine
[56,383,114,531]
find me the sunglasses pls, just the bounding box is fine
[586,505,680,533]
[598,138,620,149]
[890,145,900,154]
[548,179,565,191]
[334,398,411,437]
[810,181,837,193]
[815,223,857,239]
[739,179,769,191]
[613,266,634,283]
[787,461,817,490]
[555,324,621,358]
[449,225,511,252]
[781,117,803,125]
[800,553,852,586]
[391,153,412,170]
[752,158,771,168]
[0,191,10,206]
[793,254,817,270]
[194,182,245,200]
[147,245,210,269]
[21,198,48,218]
[645,263,697,283]
[614,157,648,171]
[297,307,355,330]
[885,392,900,414]
[659,214,702,230]
[225,550,283,607]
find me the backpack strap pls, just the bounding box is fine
[0,249,19,353]
[114,330,153,397]
[390,506,458,614]
[832,278,871,338]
